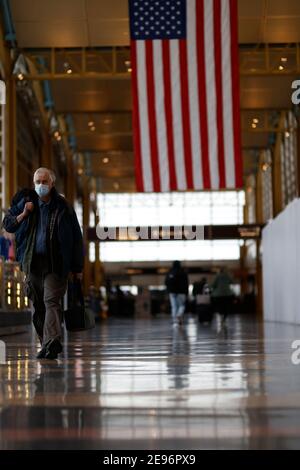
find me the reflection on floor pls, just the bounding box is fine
[0,314,300,449]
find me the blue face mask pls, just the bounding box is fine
[35,184,50,198]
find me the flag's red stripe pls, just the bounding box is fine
[179,39,194,189]
[130,40,144,192]
[145,41,161,192]
[230,0,243,188]
[213,0,226,189]
[162,40,177,190]
[196,0,211,189]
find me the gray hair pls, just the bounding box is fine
[33,167,56,184]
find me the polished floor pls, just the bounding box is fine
[0,313,300,449]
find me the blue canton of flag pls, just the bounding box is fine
[129,0,187,40]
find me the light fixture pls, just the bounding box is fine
[281,57,288,63]
[103,157,110,164]
[54,131,62,141]
[125,60,132,72]
[104,118,112,124]
[253,118,259,124]
[63,62,73,74]
[285,131,290,138]
[90,126,96,132]
[279,65,284,71]
[252,123,257,129]
[78,168,84,175]
[88,121,94,127]
[113,182,120,190]
[126,269,143,275]
[262,163,269,172]
[157,268,168,274]
[13,54,29,81]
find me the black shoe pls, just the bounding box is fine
[44,339,63,360]
[36,347,48,359]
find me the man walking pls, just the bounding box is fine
[3,168,84,360]
[165,261,189,326]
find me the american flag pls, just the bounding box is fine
[129,0,243,192]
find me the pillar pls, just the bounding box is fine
[256,239,263,318]
[239,243,248,297]
[65,148,75,205]
[256,167,263,224]
[94,210,105,289]
[6,78,17,203]
[255,160,264,318]
[296,113,300,198]
[82,176,91,295]
[41,131,53,169]
[272,114,284,217]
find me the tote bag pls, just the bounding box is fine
[64,278,95,332]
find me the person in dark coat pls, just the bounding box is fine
[211,268,234,324]
[2,168,84,360]
[165,261,189,326]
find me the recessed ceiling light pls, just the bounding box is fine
[262,163,269,172]
[63,62,72,74]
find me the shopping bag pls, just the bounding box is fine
[63,278,95,331]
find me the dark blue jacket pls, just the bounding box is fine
[2,188,84,277]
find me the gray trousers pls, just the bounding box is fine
[28,255,68,347]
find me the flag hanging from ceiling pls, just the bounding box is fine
[129,0,243,192]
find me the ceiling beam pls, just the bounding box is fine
[15,44,300,80]
[57,107,291,115]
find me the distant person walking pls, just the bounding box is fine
[2,168,84,360]
[165,261,189,326]
[211,268,234,324]
[192,277,207,297]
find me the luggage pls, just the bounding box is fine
[64,278,95,332]
[197,303,213,323]
[196,284,213,323]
